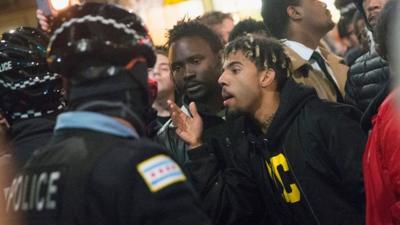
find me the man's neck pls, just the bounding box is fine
[287,28,323,50]
[253,92,280,134]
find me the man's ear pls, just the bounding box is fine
[287,5,303,21]
[259,68,276,88]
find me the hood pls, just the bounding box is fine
[265,80,318,148]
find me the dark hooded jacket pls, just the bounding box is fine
[185,81,367,225]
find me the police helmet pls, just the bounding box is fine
[0,27,65,124]
[47,3,156,76]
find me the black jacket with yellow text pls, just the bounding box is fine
[185,81,367,225]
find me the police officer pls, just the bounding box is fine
[0,27,66,170]
[3,3,211,225]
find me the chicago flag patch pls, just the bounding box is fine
[137,154,186,192]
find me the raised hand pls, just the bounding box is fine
[167,100,203,150]
[36,10,52,33]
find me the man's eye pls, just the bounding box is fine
[160,66,170,73]
[192,58,201,64]
[172,65,181,72]
[232,68,241,74]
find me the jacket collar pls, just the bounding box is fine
[55,111,139,138]
[283,40,315,61]
[283,41,333,71]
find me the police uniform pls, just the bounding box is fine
[4,111,211,225]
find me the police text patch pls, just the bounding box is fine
[137,155,186,192]
[5,165,65,217]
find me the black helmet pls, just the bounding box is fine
[47,2,156,76]
[0,27,65,124]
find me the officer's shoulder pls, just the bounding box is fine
[123,138,187,193]
[118,137,169,159]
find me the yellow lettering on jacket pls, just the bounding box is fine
[265,153,301,203]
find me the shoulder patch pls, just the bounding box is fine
[137,154,186,192]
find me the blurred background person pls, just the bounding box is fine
[353,11,370,53]
[345,0,390,122]
[147,46,175,134]
[228,18,271,42]
[199,11,235,44]
[36,0,82,33]
[344,10,370,65]
[262,0,348,103]
[336,4,366,65]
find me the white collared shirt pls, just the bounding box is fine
[283,40,339,86]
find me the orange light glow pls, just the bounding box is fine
[50,0,70,11]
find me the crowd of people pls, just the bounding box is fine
[0,0,399,224]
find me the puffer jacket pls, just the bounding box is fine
[345,50,390,112]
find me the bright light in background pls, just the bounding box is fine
[321,0,341,23]
[213,0,340,23]
[50,0,70,11]
[213,0,262,12]
[137,0,205,45]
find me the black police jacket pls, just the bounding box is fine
[185,81,367,225]
[3,127,211,225]
[345,50,390,112]
[10,117,56,170]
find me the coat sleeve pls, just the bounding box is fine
[184,142,271,225]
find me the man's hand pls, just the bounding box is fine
[167,100,203,149]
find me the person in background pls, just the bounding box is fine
[353,11,369,52]
[2,3,211,225]
[199,11,235,44]
[147,46,175,134]
[336,4,363,61]
[36,0,82,33]
[345,0,390,122]
[228,18,270,42]
[363,1,400,224]
[262,0,349,103]
[0,27,66,170]
[345,10,369,65]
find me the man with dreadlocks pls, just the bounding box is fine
[168,35,367,225]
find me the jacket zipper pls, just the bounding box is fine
[280,142,322,225]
